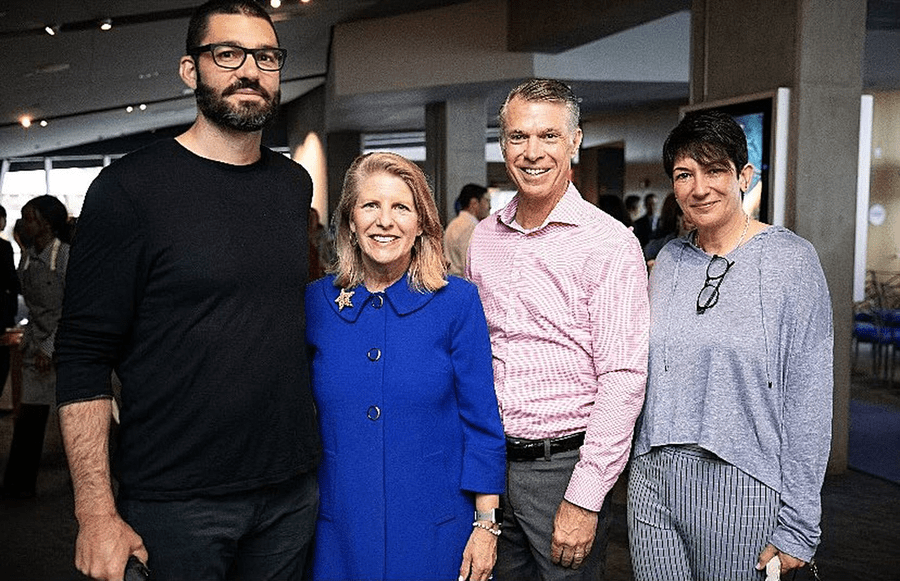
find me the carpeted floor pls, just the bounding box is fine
[849,399,900,484]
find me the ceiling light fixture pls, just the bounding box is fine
[139,104,147,111]
[44,25,59,36]
[270,0,281,7]
[99,18,112,31]
[126,106,134,113]
[20,116,32,128]
[39,120,48,127]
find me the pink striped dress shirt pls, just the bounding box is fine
[466,183,649,511]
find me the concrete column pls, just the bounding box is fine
[425,97,488,225]
[690,0,867,473]
[789,0,867,474]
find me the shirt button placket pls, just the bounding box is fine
[367,293,385,422]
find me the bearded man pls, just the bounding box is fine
[54,2,320,579]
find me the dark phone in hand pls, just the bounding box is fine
[124,555,150,581]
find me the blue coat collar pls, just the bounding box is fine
[321,273,437,321]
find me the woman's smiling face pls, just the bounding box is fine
[350,171,422,282]
[671,155,752,234]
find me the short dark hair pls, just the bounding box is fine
[186,0,278,54]
[624,195,640,212]
[662,110,749,178]
[456,184,487,213]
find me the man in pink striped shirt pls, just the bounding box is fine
[466,78,649,581]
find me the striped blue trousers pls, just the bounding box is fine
[627,445,778,581]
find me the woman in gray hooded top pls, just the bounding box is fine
[628,110,833,581]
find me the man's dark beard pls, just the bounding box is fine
[195,75,280,132]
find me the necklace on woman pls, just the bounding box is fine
[696,212,750,256]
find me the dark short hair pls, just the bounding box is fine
[662,110,748,178]
[624,195,640,212]
[0,205,6,219]
[456,184,487,212]
[597,195,631,228]
[186,0,278,54]
[499,78,580,150]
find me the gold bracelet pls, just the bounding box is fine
[472,521,501,536]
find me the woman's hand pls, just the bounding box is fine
[756,543,806,578]
[458,525,497,581]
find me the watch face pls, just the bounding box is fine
[476,508,503,524]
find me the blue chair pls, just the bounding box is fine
[853,308,892,377]
[877,309,900,386]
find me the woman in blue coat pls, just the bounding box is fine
[306,152,506,581]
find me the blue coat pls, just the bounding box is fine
[306,274,506,580]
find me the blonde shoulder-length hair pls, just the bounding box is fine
[331,152,448,293]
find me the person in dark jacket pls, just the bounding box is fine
[0,204,19,400]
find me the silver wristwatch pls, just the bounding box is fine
[474,508,503,525]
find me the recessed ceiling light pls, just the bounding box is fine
[126,106,134,113]
[270,0,281,7]
[44,25,59,36]
[20,116,32,128]
[39,120,48,127]
[100,18,112,31]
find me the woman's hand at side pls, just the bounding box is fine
[458,525,497,581]
[756,543,806,577]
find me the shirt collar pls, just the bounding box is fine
[322,273,437,322]
[27,238,60,262]
[495,182,585,233]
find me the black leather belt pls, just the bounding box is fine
[505,432,585,461]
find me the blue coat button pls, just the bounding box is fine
[372,295,384,308]
[367,348,381,361]
[367,405,381,421]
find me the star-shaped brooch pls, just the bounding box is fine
[335,288,355,311]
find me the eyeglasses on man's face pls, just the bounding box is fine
[696,254,733,314]
[189,44,287,72]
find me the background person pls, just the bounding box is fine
[597,194,632,228]
[54,2,320,579]
[1,196,69,499]
[0,205,19,401]
[632,193,658,247]
[628,110,833,580]
[467,78,649,581]
[624,195,641,224]
[444,183,490,277]
[306,152,506,581]
[642,192,683,261]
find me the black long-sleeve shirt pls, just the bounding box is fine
[56,139,320,500]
